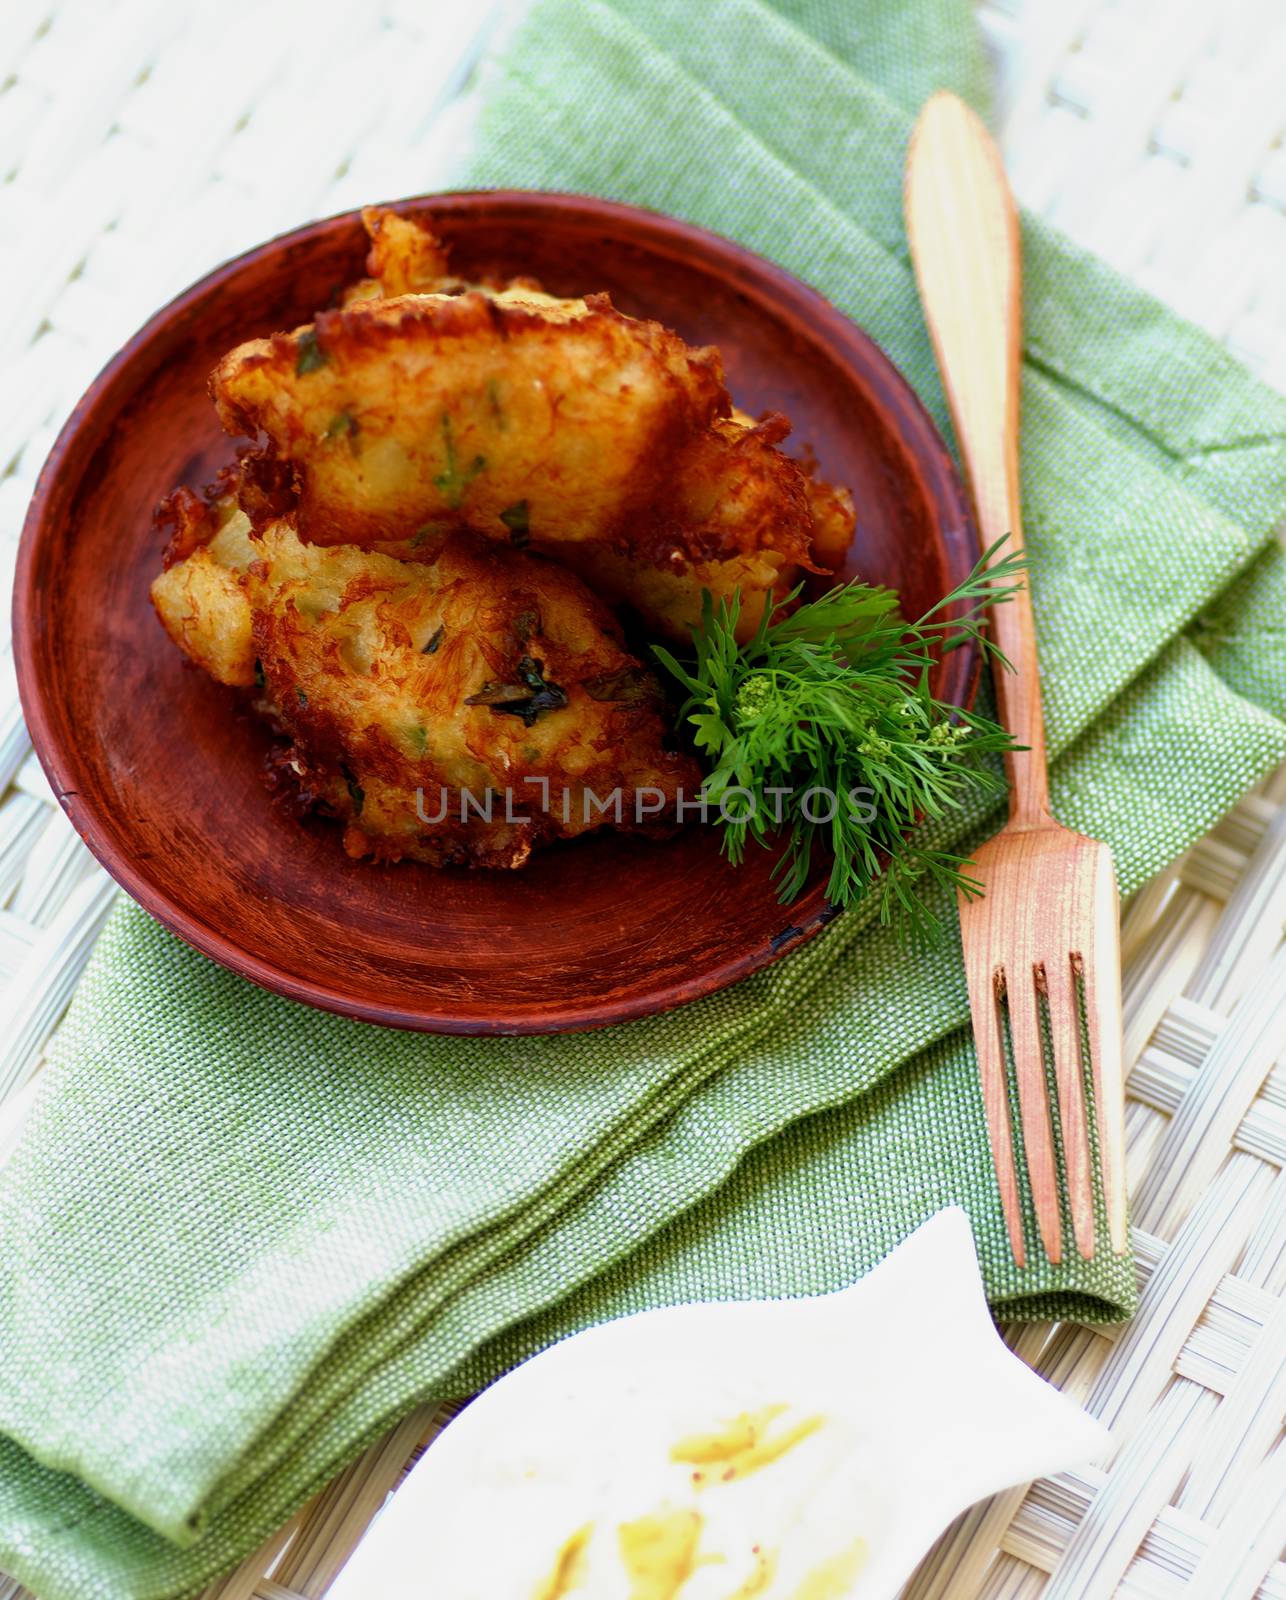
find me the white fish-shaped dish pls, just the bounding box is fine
[330,1208,1110,1598]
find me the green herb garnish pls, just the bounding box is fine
[652,538,1025,944]
[433,413,486,508]
[295,329,327,375]
[422,624,444,654]
[500,499,530,545]
[295,687,308,707]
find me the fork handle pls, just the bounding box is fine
[905,92,1052,831]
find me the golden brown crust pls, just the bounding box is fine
[206,291,849,636]
[342,207,543,304]
[149,501,259,686]
[264,208,856,641]
[361,205,451,296]
[806,472,857,575]
[640,413,816,569]
[153,462,244,569]
[235,450,298,529]
[154,485,212,570]
[207,206,858,642]
[173,521,703,867]
[210,289,729,567]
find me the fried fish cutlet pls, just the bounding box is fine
[150,496,699,869]
[352,208,856,606]
[251,527,702,867]
[213,292,823,643]
[341,206,542,303]
[335,206,543,305]
[351,205,451,298]
[150,484,259,686]
[211,208,855,643]
[214,288,727,553]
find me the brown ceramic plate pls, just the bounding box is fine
[15,192,976,1035]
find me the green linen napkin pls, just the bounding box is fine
[2,2,1285,1596]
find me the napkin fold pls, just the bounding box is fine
[2,1,1285,1596]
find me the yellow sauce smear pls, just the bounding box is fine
[790,1537,869,1599]
[532,1522,593,1600]
[618,1508,704,1599]
[727,1545,778,1596]
[671,1405,825,1485]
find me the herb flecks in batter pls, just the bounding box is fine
[434,413,486,508]
[465,656,568,728]
[295,328,328,375]
[501,499,531,546]
[341,767,365,815]
[324,409,360,454]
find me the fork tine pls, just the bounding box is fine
[1043,956,1096,1259]
[964,959,1026,1267]
[1081,852,1129,1253]
[1008,964,1063,1264]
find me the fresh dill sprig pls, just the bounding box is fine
[652,537,1026,945]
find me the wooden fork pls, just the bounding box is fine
[904,92,1128,1267]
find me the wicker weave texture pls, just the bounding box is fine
[175,771,1286,1600]
[0,1,1284,1596]
[981,0,1286,389]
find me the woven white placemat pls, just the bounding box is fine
[0,2,1283,1596]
